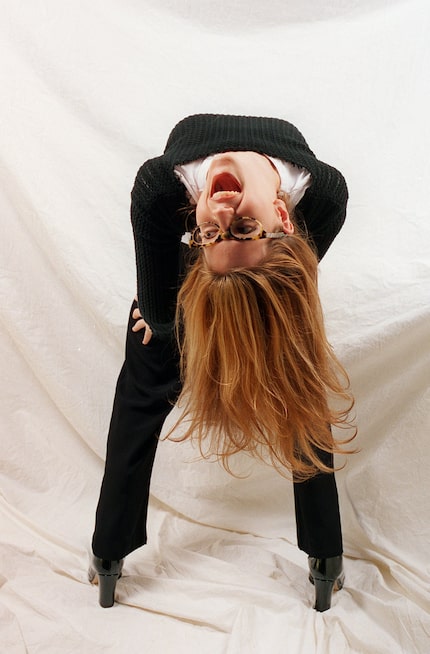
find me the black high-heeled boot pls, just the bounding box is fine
[308,555,344,612]
[88,556,124,608]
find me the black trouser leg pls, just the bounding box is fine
[293,449,343,558]
[92,301,180,560]
[92,300,343,560]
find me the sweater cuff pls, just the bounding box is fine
[148,320,175,340]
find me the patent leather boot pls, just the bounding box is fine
[308,555,344,612]
[88,556,124,608]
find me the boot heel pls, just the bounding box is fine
[88,557,123,608]
[308,555,344,612]
[313,578,336,612]
[97,572,119,608]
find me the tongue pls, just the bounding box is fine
[212,173,241,194]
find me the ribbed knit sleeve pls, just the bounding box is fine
[131,155,187,337]
[295,160,348,261]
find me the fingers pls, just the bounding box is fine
[141,324,153,345]
[132,318,146,332]
[131,308,153,344]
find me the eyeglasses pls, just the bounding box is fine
[189,217,286,248]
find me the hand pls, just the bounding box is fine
[131,301,153,345]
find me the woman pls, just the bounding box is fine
[89,114,353,611]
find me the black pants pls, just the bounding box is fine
[92,301,343,560]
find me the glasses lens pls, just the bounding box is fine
[230,218,262,240]
[193,222,221,245]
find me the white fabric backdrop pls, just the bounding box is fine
[1,1,429,652]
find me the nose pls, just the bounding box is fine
[210,204,236,229]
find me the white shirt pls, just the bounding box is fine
[174,155,312,207]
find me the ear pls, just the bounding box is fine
[274,198,295,234]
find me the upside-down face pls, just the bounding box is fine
[195,151,294,272]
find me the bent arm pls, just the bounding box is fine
[131,155,188,338]
[296,161,348,261]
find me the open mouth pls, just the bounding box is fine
[210,173,242,199]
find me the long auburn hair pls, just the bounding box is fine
[172,234,355,480]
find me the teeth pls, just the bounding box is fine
[211,190,240,200]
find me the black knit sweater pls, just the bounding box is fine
[131,114,348,337]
